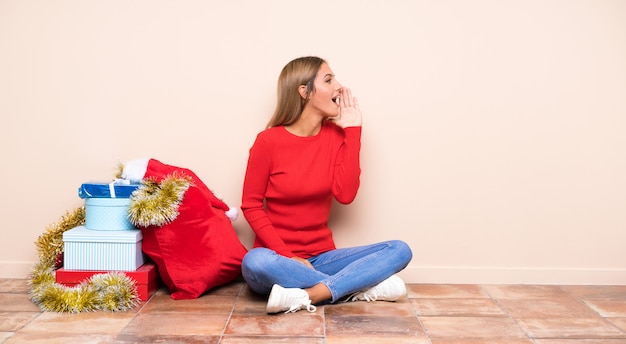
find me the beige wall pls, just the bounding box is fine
[1,0,625,284]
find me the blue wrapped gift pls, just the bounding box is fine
[78,180,140,199]
[85,198,136,230]
[63,226,144,271]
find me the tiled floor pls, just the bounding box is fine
[1,278,626,343]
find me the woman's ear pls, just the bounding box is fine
[298,85,309,100]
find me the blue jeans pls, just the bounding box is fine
[241,240,413,303]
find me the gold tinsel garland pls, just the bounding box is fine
[127,173,191,227]
[29,207,139,313]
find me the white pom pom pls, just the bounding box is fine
[122,158,150,182]
[225,207,239,221]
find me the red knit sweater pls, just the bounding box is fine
[241,122,362,258]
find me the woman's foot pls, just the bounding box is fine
[266,284,317,313]
[350,275,407,302]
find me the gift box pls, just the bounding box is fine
[79,180,139,230]
[63,226,144,271]
[84,197,136,230]
[55,263,159,301]
[78,180,140,199]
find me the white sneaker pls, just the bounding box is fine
[266,284,317,314]
[350,275,407,302]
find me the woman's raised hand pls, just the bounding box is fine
[331,87,362,128]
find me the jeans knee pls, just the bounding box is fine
[242,247,272,274]
[389,240,413,266]
[241,248,275,295]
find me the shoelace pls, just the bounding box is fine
[348,290,379,302]
[360,293,378,302]
[285,300,317,313]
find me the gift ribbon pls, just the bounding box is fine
[108,178,131,198]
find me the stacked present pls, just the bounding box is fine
[54,180,159,301]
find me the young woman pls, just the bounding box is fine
[241,56,412,314]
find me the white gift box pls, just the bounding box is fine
[63,226,144,271]
[85,198,136,231]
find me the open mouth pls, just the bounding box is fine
[332,96,340,105]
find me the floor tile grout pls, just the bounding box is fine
[2,280,626,343]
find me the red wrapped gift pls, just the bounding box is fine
[55,263,159,301]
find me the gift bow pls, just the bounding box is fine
[108,178,131,198]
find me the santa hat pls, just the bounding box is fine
[122,158,246,300]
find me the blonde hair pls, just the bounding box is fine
[266,56,326,128]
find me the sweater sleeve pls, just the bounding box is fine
[241,134,295,257]
[332,126,362,204]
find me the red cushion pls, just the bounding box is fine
[136,159,247,299]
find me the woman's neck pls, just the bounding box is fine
[285,111,324,137]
